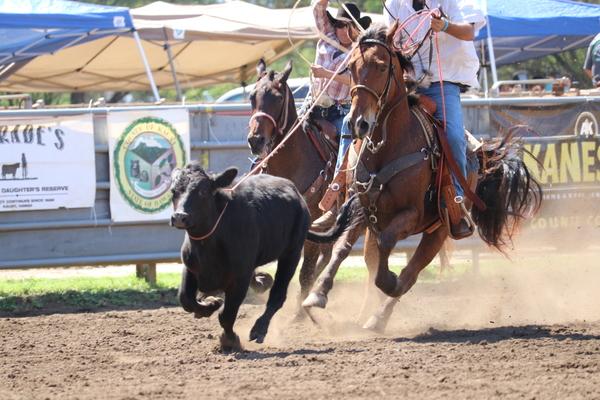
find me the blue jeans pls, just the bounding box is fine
[330,106,352,173]
[418,82,467,198]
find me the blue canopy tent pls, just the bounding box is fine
[476,0,600,85]
[0,0,159,100]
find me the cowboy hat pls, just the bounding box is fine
[326,2,371,30]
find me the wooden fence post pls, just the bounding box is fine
[136,263,157,285]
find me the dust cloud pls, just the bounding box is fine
[242,239,600,348]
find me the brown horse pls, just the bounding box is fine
[246,60,339,313]
[302,24,542,332]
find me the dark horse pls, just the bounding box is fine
[302,24,542,332]
[246,59,339,313]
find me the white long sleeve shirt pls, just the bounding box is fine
[384,0,485,88]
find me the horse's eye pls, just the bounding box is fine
[379,63,388,72]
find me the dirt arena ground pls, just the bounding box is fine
[1,253,600,399]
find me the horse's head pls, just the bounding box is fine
[247,59,293,158]
[347,22,412,140]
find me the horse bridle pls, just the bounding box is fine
[350,39,396,112]
[249,85,291,140]
[349,38,405,153]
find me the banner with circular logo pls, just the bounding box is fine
[108,110,190,221]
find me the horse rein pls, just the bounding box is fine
[248,85,293,174]
[349,38,406,153]
[249,85,291,138]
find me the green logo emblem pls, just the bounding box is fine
[114,117,186,213]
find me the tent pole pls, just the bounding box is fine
[133,30,160,102]
[164,43,182,101]
[480,41,489,98]
[485,18,498,86]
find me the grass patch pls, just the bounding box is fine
[3,251,571,316]
[0,264,433,315]
[0,274,181,315]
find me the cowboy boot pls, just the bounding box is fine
[311,171,347,229]
[450,197,474,239]
[451,217,472,239]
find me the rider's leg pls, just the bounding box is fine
[333,106,352,170]
[439,85,467,198]
[312,110,352,228]
[335,132,352,173]
[419,82,471,237]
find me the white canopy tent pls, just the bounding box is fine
[3,0,599,97]
[0,1,350,97]
[0,0,160,100]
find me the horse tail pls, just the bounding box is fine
[306,194,364,243]
[472,129,543,251]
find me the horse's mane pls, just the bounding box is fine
[359,24,420,108]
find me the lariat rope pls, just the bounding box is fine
[187,203,229,241]
[188,2,373,240]
[188,4,359,241]
[232,42,358,192]
[287,0,314,68]
[388,7,448,130]
[336,0,366,34]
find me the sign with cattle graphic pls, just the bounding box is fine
[0,114,95,212]
[108,110,189,222]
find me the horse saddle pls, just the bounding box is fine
[417,109,478,239]
[348,106,479,239]
[416,99,482,154]
[418,94,437,115]
[308,116,339,145]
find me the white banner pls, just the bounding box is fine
[108,110,190,222]
[0,114,95,212]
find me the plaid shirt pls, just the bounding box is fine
[312,0,351,102]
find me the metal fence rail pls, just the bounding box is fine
[1,96,599,271]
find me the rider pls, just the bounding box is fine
[384,0,485,238]
[310,0,371,228]
[583,32,600,87]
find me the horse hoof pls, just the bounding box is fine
[363,315,386,333]
[302,292,328,309]
[249,321,267,344]
[220,332,243,353]
[249,330,266,344]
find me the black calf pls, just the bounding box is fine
[170,163,356,351]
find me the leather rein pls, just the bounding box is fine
[249,82,335,201]
[349,37,486,212]
[349,38,407,154]
[249,85,291,142]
